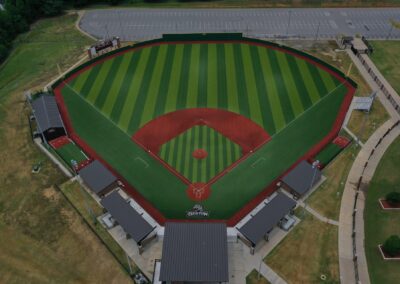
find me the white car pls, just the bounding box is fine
[280,214,296,231]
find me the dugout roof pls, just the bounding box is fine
[160,222,228,283]
[281,160,322,197]
[100,191,155,243]
[238,192,296,246]
[31,95,64,132]
[79,160,117,194]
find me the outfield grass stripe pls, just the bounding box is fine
[86,60,114,104]
[183,128,192,179]
[175,44,192,109]
[284,54,313,109]
[111,48,153,124]
[296,57,320,104]
[127,46,160,133]
[164,45,184,113]
[207,44,218,108]
[117,49,151,131]
[224,44,240,113]
[186,44,200,108]
[275,51,304,117]
[171,132,180,171]
[307,63,328,97]
[249,45,277,133]
[234,144,241,160]
[101,52,135,116]
[71,69,91,92]
[317,67,339,92]
[257,48,286,132]
[139,45,169,127]
[197,44,208,107]
[240,44,264,128]
[268,50,295,125]
[94,56,125,109]
[79,65,103,98]
[201,126,208,182]
[216,44,228,109]
[192,126,200,182]
[232,44,251,118]
[153,45,176,117]
[175,131,185,173]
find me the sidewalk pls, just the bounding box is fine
[338,49,400,284]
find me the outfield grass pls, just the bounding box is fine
[371,41,400,95]
[59,38,350,219]
[265,212,339,283]
[0,14,131,283]
[365,136,400,284]
[159,125,241,182]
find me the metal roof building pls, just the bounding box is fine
[159,222,229,283]
[101,191,155,245]
[79,160,117,196]
[31,95,65,141]
[238,192,296,248]
[281,160,322,198]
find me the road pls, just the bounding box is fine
[80,8,400,41]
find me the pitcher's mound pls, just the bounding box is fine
[192,148,208,159]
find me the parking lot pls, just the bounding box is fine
[80,8,400,41]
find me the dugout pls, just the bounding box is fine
[30,95,66,142]
[101,191,156,254]
[237,193,296,254]
[159,222,229,284]
[281,160,321,199]
[79,160,118,197]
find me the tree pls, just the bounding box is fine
[383,235,400,257]
[385,191,400,206]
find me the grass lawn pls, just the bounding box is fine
[286,40,389,143]
[371,41,400,94]
[0,14,131,283]
[264,212,339,284]
[59,180,141,275]
[307,144,360,220]
[365,136,400,284]
[246,269,271,284]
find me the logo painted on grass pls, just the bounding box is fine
[186,204,209,218]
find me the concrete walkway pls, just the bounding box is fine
[338,50,400,284]
[297,201,339,226]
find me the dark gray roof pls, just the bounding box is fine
[281,160,322,196]
[31,95,64,132]
[100,191,155,243]
[238,192,296,245]
[160,222,228,283]
[79,160,117,194]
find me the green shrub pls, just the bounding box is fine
[385,191,400,205]
[383,235,400,257]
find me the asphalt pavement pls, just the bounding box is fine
[80,8,400,41]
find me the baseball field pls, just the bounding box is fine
[53,34,356,224]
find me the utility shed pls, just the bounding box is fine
[159,222,229,283]
[238,192,296,252]
[281,160,321,199]
[79,160,117,197]
[101,191,155,250]
[31,95,65,141]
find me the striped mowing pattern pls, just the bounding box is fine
[159,126,241,182]
[67,43,341,137]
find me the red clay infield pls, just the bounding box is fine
[186,183,211,201]
[192,149,208,159]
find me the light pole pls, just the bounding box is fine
[315,21,321,42]
[286,10,292,36]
